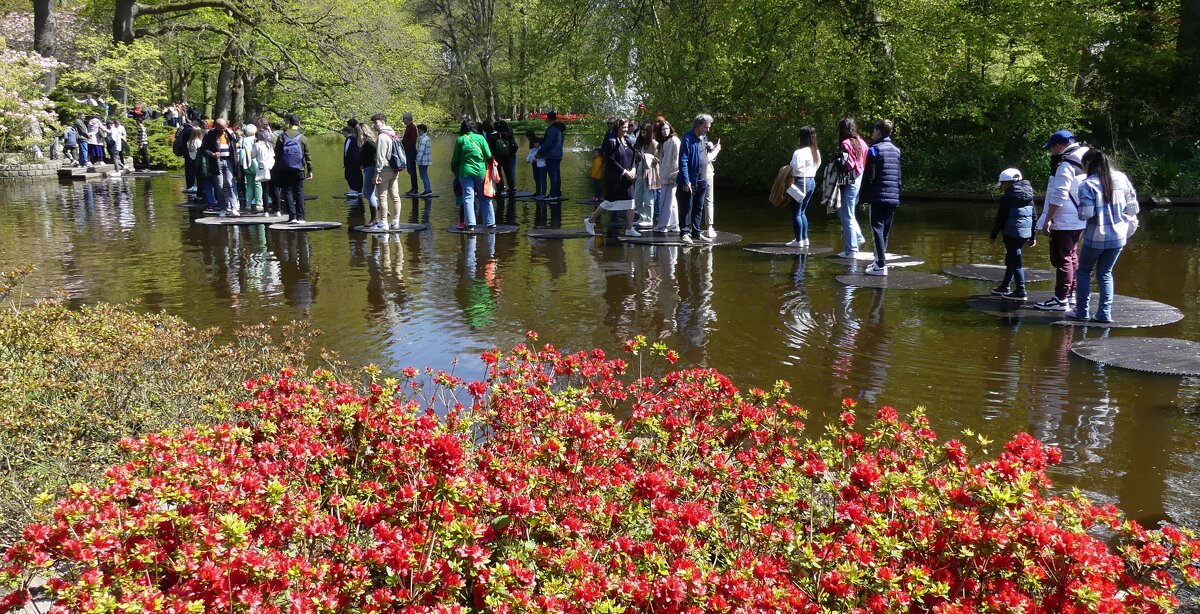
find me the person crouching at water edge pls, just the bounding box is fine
[989,168,1036,301]
[862,119,901,276]
[451,119,496,229]
[584,118,641,236]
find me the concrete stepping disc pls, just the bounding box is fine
[195,215,289,226]
[619,231,742,247]
[527,228,594,239]
[743,242,834,256]
[351,223,429,233]
[837,270,952,289]
[966,290,1184,328]
[828,251,924,267]
[446,225,519,235]
[268,221,341,231]
[1071,337,1200,376]
[944,263,1054,283]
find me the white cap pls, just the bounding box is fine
[997,168,1022,183]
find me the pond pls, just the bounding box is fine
[2,132,1199,529]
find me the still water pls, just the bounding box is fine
[2,134,1199,528]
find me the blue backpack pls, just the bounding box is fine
[280,132,304,171]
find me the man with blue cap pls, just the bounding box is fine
[1033,129,1089,311]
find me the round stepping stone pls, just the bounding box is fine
[527,228,594,239]
[966,290,1183,328]
[1071,337,1200,376]
[351,223,429,233]
[575,199,601,206]
[304,195,318,201]
[178,202,207,208]
[268,221,341,231]
[828,251,924,267]
[837,270,951,289]
[127,170,168,177]
[619,231,742,247]
[944,263,1054,283]
[195,215,288,226]
[407,192,441,198]
[446,225,519,235]
[743,242,834,256]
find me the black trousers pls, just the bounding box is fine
[869,202,898,267]
[276,169,306,220]
[344,164,363,193]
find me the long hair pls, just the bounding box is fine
[797,126,818,156]
[1081,149,1113,202]
[357,123,377,147]
[653,116,674,143]
[838,117,858,142]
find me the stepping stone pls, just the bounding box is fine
[304,195,318,201]
[1071,337,1200,376]
[351,223,429,233]
[743,242,834,256]
[127,170,168,177]
[619,231,742,247]
[513,191,535,198]
[178,201,208,208]
[407,192,441,198]
[195,215,289,226]
[966,290,1184,329]
[446,225,519,235]
[575,199,601,206]
[827,251,924,267]
[944,263,1054,283]
[514,194,564,202]
[527,228,594,239]
[837,270,951,289]
[268,221,341,231]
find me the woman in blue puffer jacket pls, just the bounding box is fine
[990,168,1036,300]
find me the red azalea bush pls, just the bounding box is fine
[2,333,1199,613]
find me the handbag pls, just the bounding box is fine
[786,182,806,202]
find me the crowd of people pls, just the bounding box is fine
[173,114,314,223]
[61,111,152,176]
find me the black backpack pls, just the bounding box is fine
[172,125,189,157]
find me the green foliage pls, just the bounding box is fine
[0,37,59,158]
[0,271,320,546]
[59,34,165,107]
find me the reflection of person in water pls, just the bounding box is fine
[778,256,814,356]
[454,234,501,328]
[673,245,716,353]
[363,233,412,322]
[268,230,317,310]
[857,289,891,405]
[1027,328,1115,470]
[534,198,562,229]
[981,321,1027,422]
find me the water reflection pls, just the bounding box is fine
[268,231,317,310]
[456,234,500,328]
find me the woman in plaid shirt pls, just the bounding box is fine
[416,124,433,194]
[1071,149,1139,323]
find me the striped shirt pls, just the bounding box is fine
[1078,170,1139,250]
[137,124,148,147]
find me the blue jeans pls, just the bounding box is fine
[1075,245,1122,322]
[418,165,431,192]
[214,158,237,212]
[839,177,866,253]
[545,158,562,198]
[789,177,816,241]
[459,174,494,227]
[362,166,379,209]
[680,181,707,235]
[1001,235,1027,292]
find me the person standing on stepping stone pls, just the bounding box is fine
[371,114,403,230]
[343,119,363,198]
[678,114,714,243]
[450,118,495,229]
[654,117,681,234]
[786,126,821,248]
[1033,130,1088,312]
[402,112,420,196]
[536,112,565,200]
[274,114,313,224]
[834,118,869,258]
[1071,149,1139,323]
[583,118,639,237]
[862,119,901,276]
[989,168,1036,301]
[202,118,240,216]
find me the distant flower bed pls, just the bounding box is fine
[2,334,1198,613]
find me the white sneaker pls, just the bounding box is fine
[296,218,307,224]
[864,263,888,276]
[390,221,402,230]
[835,250,856,258]
[625,228,641,237]
[680,234,694,244]
[227,210,239,217]
[582,219,596,236]
[784,239,802,247]
[801,239,810,247]
[703,227,717,239]
[345,191,358,197]
[697,233,713,242]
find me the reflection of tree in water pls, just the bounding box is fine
[1028,328,1116,471]
[268,230,317,311]
[454,234,501,328]
[362,234,413,323]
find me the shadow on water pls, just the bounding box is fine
[1,133,1199,528]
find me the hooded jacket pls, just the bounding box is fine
[991,179,1035,240]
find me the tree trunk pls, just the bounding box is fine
[201,80,211,118]
[114,0,136,44]
[242,74,257,121]
[213,51,235,120]
[230,71,245,124]
[32,0,57,92]
[1181,0,1200,86]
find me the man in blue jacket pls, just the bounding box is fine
[677,114,713,244]
[861,119,902,275]
[536,112,564,199]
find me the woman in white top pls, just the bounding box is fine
[786,126,821,247]
[653,117,681,233]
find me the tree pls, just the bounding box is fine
[32,0,55,90]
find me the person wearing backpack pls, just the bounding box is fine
[370,113,405,230]
[63,122,79,167]
[274,114,313,223]
[1033,130,1089,312]
[834,117,869,258]
[173,121,196,193]
[491,120,519,197]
